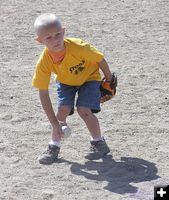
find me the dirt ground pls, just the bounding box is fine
[0,0,169,199]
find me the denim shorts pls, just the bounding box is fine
[56,81,101,112]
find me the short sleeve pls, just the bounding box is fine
[32,49,52,90]
[81,41,104,62]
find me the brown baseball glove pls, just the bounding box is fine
[100,72,117,103]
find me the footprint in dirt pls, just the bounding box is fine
[41,189,54,200]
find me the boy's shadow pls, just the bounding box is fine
[59,155,160,194]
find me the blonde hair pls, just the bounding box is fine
[34,13,62,36]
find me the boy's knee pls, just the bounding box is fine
[56,106,71,120]
[77,107,92,118]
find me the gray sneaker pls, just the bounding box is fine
[85,139,110,160]
[38,145,60,164]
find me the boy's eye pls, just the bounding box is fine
[45,32,62,40]
[46,36,52,40]
[55,33,61,37]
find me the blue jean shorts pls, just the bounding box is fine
[56,81,101,113]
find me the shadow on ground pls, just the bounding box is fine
[58,155,160,194]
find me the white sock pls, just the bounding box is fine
[49,140,61,148]
[90,136,104,142]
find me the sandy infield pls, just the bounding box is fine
[0,0,169,199]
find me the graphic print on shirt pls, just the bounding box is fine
[69,60,85,75]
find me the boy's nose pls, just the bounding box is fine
[52,37,59,44]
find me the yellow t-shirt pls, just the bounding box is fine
[32,38,104,89]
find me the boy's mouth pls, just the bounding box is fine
[53,44,60,48]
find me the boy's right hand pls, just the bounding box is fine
[52,123,64,140]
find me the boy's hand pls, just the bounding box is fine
[52,123,64,140]
[100,72,117,103]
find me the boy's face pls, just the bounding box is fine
[36,25,65,52]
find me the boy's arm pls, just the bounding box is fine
[98,58,117,103]
[39,89,59,126]
[98,58,112,81]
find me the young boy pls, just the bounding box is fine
[32,13,112,164]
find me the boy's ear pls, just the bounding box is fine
[35,36,42,43]
[62,27,66,35]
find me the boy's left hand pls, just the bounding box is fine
[100,72,117,103]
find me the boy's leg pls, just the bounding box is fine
[38,108,72,164]
[77,107,101,139]
[55,81,77,127]
[77,81,102,139]
[76,81,110,159]
[56,105,72,125]
[77,107,110,159]
[38,82,76,164]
